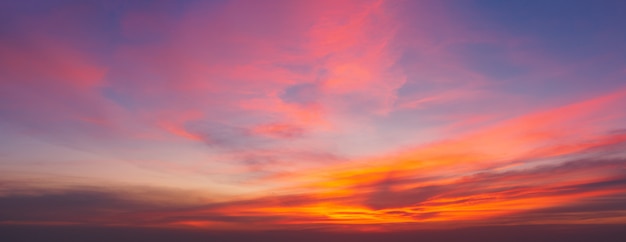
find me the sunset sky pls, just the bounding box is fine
[1,0,626,238]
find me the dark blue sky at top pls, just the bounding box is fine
[456,0,626,101]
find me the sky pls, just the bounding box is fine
[1,0,626,237]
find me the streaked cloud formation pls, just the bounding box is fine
[1,0,626,232]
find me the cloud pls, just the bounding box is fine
[5,155,624,229]
[0,186,193,225]
[2,0,626,233]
